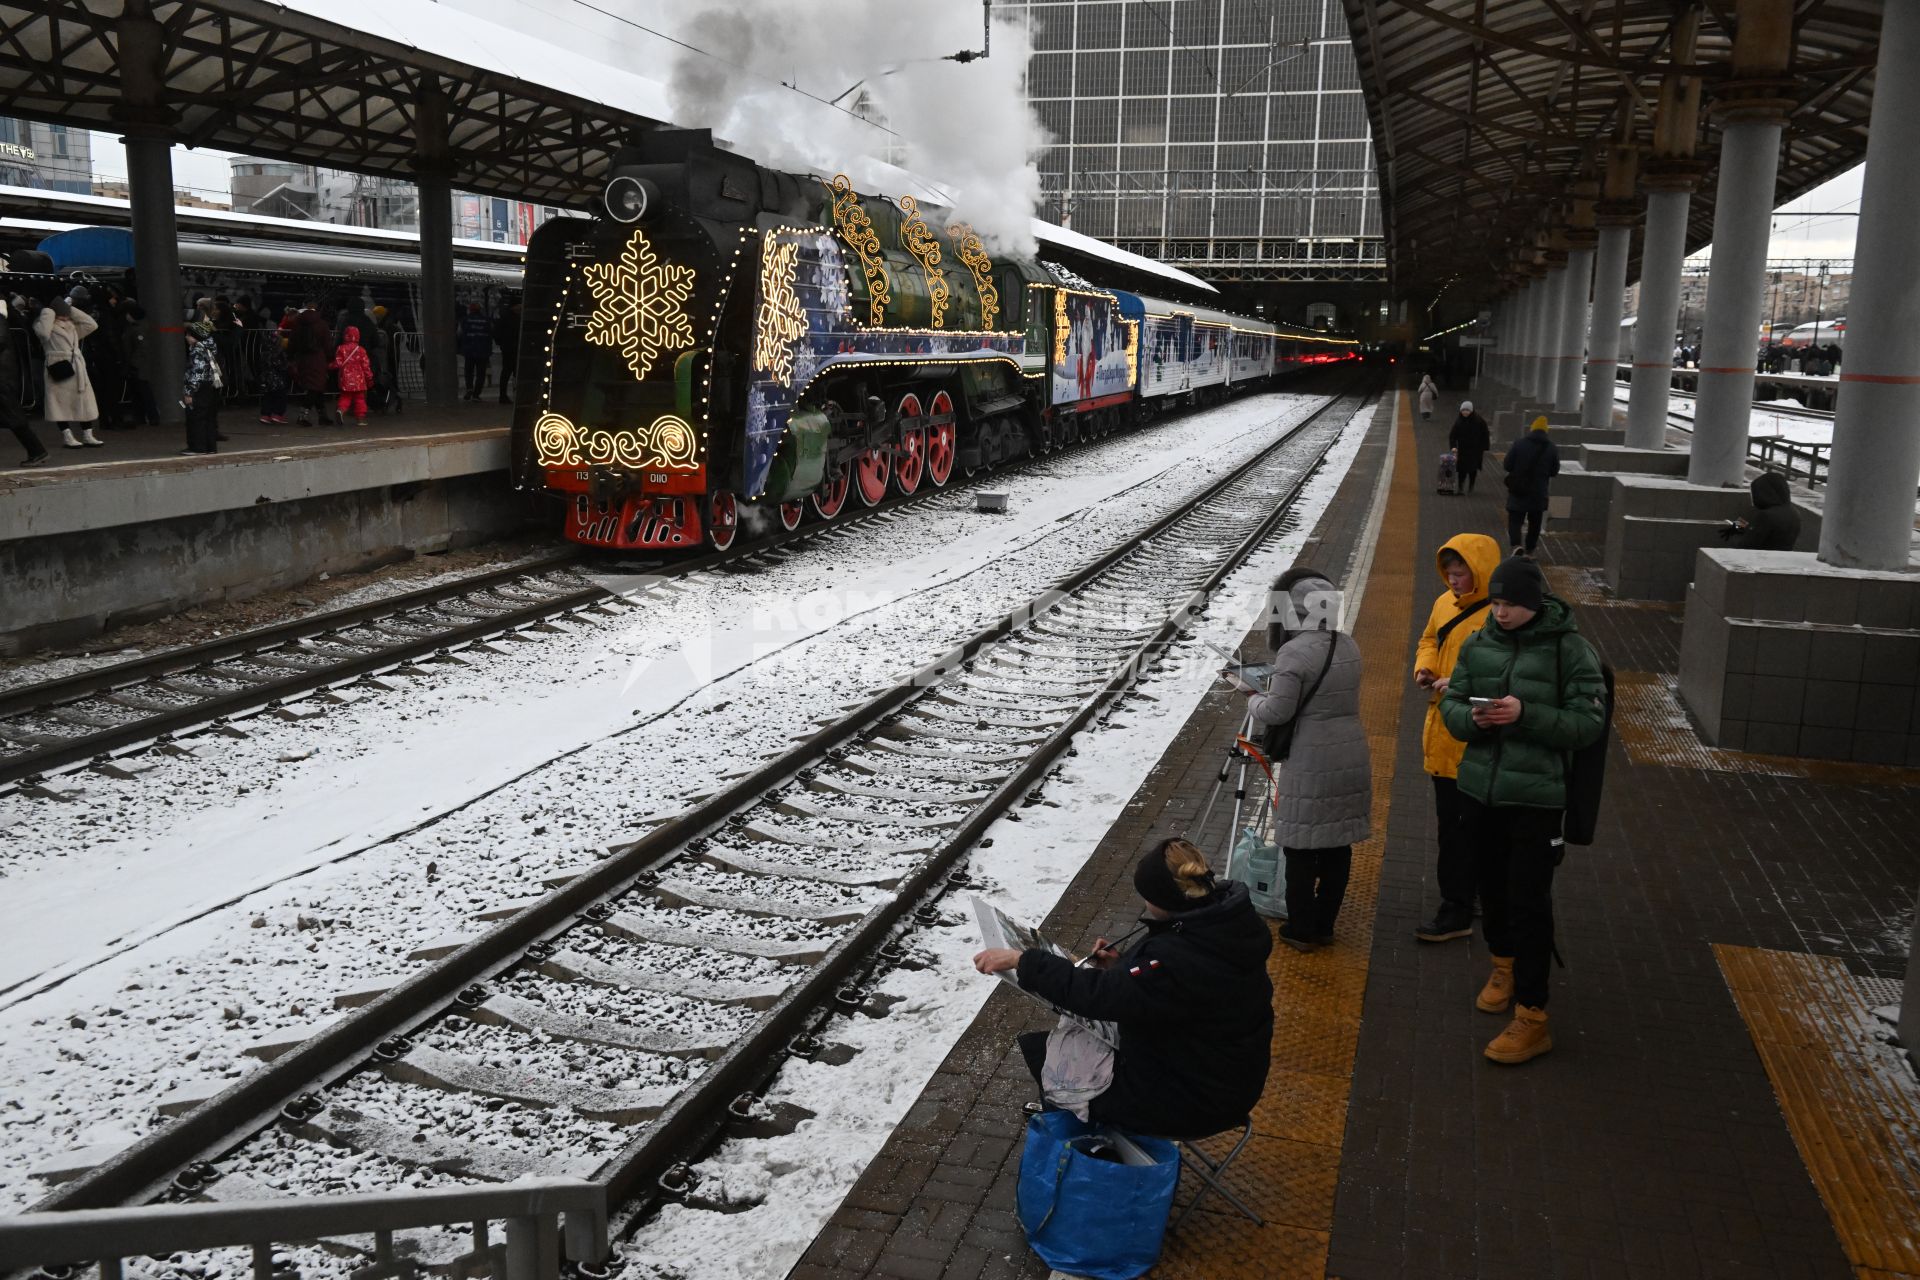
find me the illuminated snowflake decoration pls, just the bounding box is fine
[753,236,809,388]
[584,229,696,380]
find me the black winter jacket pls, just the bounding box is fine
[1503,430,1561,513]
[1448,412,1491,468]
[1016,882,1274,1139]
[1726,471,1801,551]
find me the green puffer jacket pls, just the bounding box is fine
[1439,595,1607,810]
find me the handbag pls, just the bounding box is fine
[1017,1110,1180,1280]
[46,358,75,382]
[1258,629,1337,762]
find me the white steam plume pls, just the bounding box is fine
[661,0,1051,255]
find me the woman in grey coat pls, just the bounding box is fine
[1236,568,1372,952]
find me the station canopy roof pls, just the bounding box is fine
[0,0,1217,295]
[1338,0,1881,308]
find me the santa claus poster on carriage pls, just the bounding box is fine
[1051,290,1135,407]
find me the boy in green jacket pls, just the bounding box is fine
[1440,557,1607,1064]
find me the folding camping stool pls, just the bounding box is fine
[1170,1118,1265,1230]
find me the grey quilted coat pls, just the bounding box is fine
[1247,627,1373,849]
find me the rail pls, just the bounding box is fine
[0,1179,605,1280]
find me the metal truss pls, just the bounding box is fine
[0,0,655,212]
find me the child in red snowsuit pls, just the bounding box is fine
[331,326,374,425]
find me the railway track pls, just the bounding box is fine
[0,380,1319,794]
[24,380,1373,1266]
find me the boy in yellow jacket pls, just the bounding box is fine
[1411,533,1503,942]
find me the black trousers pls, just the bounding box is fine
[1284,845,1352,933]
[1430,775,1474,908]
[126,377,159,425]
[184,395,220,453]
[1507,507,1544,553]
[6,418,45,460]
[1458,460,1481,492]
[1462,796,1563,1008]
[497,360,516,401]
[463,357,488,396]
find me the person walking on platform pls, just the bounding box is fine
[181,320,221,455]
[1417,373,1438,420]
[1448,401,1491,494]
[288,303,335,426]
[1502,416,1560,556]
[2,298,47,466]
[493,301,521,405]
[118,300,160,427]
[34,296,102,449]
[1233,568,1372,953]
[258,331,291,424]
[459,302,493,400]
[1411,533,1501,943]
[1440,557,1607,1064]
[331,326,373,427]
[367,307,399,415]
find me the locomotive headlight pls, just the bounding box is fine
[604,175,658,224]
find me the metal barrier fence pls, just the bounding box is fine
[0,1179,606,1280]
[1751,436,1832,487]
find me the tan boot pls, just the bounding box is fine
[1475,955,1515,1013]
[1485,1005,1552,1064]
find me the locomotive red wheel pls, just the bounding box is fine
[810,462,851,519]
[706,490,738,551]
[854,448,890,507]
[894,393,925,496]
[926,391,957,488]
[894,428,926,496]
[778,499,805,531]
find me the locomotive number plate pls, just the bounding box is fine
[647,472,671,485]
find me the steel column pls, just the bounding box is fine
[1556,247,1594,412]
[415,80,458,408]
[1687,117,1785,486]
[115,5,184,427]
[1530,270,1563,402]
[1626,189,1691,448]
[1820,0,1920,570]
[1584,225,1631,429]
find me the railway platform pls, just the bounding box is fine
[793,383,1920,1280]
[0,402,531,655]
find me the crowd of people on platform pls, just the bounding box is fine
[1758,340,1842,376]
[4,291,523,465]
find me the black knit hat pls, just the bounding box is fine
[1133,844,1212,913]
[1487,556,1546,612]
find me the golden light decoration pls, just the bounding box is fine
[825,174,889,326]
[946,221,999,331]
[897,195,948,329]
[532,409,701,471]
[583,228,696,381]
[753,234,809,388]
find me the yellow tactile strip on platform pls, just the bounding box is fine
[1154,390,1421,1277]
[1715,944,1920,1279]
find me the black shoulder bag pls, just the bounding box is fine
[1432,598,1489,652]
[1259,629,1338,762]
[1555,633,1616,846]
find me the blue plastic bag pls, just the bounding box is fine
[1016,1110,1181,1280]
[1227,826,1285,919]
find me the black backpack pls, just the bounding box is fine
[1556,634,1615,846]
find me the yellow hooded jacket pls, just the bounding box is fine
[1414,532,1504,777]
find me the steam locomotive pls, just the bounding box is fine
[511,130,1355,551]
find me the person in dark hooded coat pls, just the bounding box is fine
[1447,401,1492,493]
[1718,471,1801,551]
[973,838,1274,1139]
[1502,416,1560,555]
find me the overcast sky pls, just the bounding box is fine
[86,0,1868,265]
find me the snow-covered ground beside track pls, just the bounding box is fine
[619,400,1378,1280]
[0,387,1357,1212]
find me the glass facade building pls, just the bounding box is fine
[1005,0,1384,281]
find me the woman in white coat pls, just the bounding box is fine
[34,297,103,448]
[1417,373,1438,420]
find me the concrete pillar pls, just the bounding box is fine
[1625,189,1691,448]
[414,79,459,408]
[1820,0,1920,571]
[114,4,184,427]
[1530,270,1562,402]
[1687,117,1786,486]
[1584,226,1631,428]
[1556,246,1594,411]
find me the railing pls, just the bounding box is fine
[1751,436,1831,487]
[0,1179,605,1280]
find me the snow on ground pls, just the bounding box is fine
[619,400,1379,1280]
[0,388,1346,1210]
[1609,382,1834,445]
